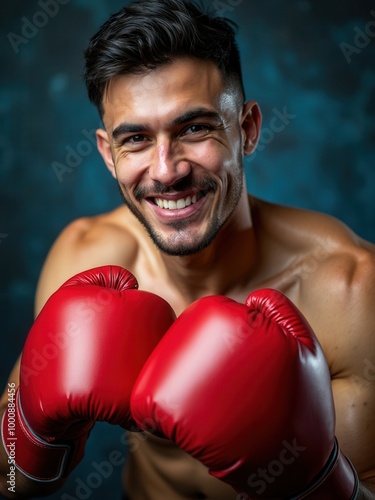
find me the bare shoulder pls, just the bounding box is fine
[35,205,140,313]
[290,206,375,368]
[254,197,375,370]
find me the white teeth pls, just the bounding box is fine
[155,194,198,210]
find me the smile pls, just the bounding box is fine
[154,194,198,210]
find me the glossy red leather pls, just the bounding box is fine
[2,265,175,481]
[131,288,357,498]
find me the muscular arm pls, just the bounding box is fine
[334,375,375,499]
[333,351,375,497]
[307,242,375,498]
[0,210,136,498]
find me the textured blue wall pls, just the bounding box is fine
[1,1,374,498]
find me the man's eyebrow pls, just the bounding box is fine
[112,108,222,141]
[112,123,147,141]
[171,108,222,126]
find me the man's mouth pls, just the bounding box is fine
[154,194,198,210]
[144,187,214,222]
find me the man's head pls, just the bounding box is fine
[85,1,261,256]
[84,0,245,117]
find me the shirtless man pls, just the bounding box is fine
[1,0,375,498]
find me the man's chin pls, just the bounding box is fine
[148,230,217,257]
[152,239,208,257]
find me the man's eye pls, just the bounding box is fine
[125,134,147,144]
[183,124,212,135]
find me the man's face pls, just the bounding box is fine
[98,58,256,256]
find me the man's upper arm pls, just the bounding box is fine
[331,250,375,488]
[333,376,375,486]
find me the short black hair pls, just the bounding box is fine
[84,0,245,116]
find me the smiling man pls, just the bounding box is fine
[96,56,251,258]
[1,1,375,499]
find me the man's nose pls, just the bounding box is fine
[148,142,191,186]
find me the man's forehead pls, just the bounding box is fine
[101,58,232,124]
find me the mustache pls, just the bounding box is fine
[134,177,217,201]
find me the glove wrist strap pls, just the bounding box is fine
[1,389,86,482]
[292,438,359,500]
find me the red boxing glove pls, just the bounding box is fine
[131,289,358,499]
[1,266,175,482]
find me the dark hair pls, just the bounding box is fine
[84,0,245,116]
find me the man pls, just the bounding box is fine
[1,0,374,498]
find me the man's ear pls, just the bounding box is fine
[241,101,262,155]
[96,128,116,178]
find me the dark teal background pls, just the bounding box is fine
[1,0,374,498]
